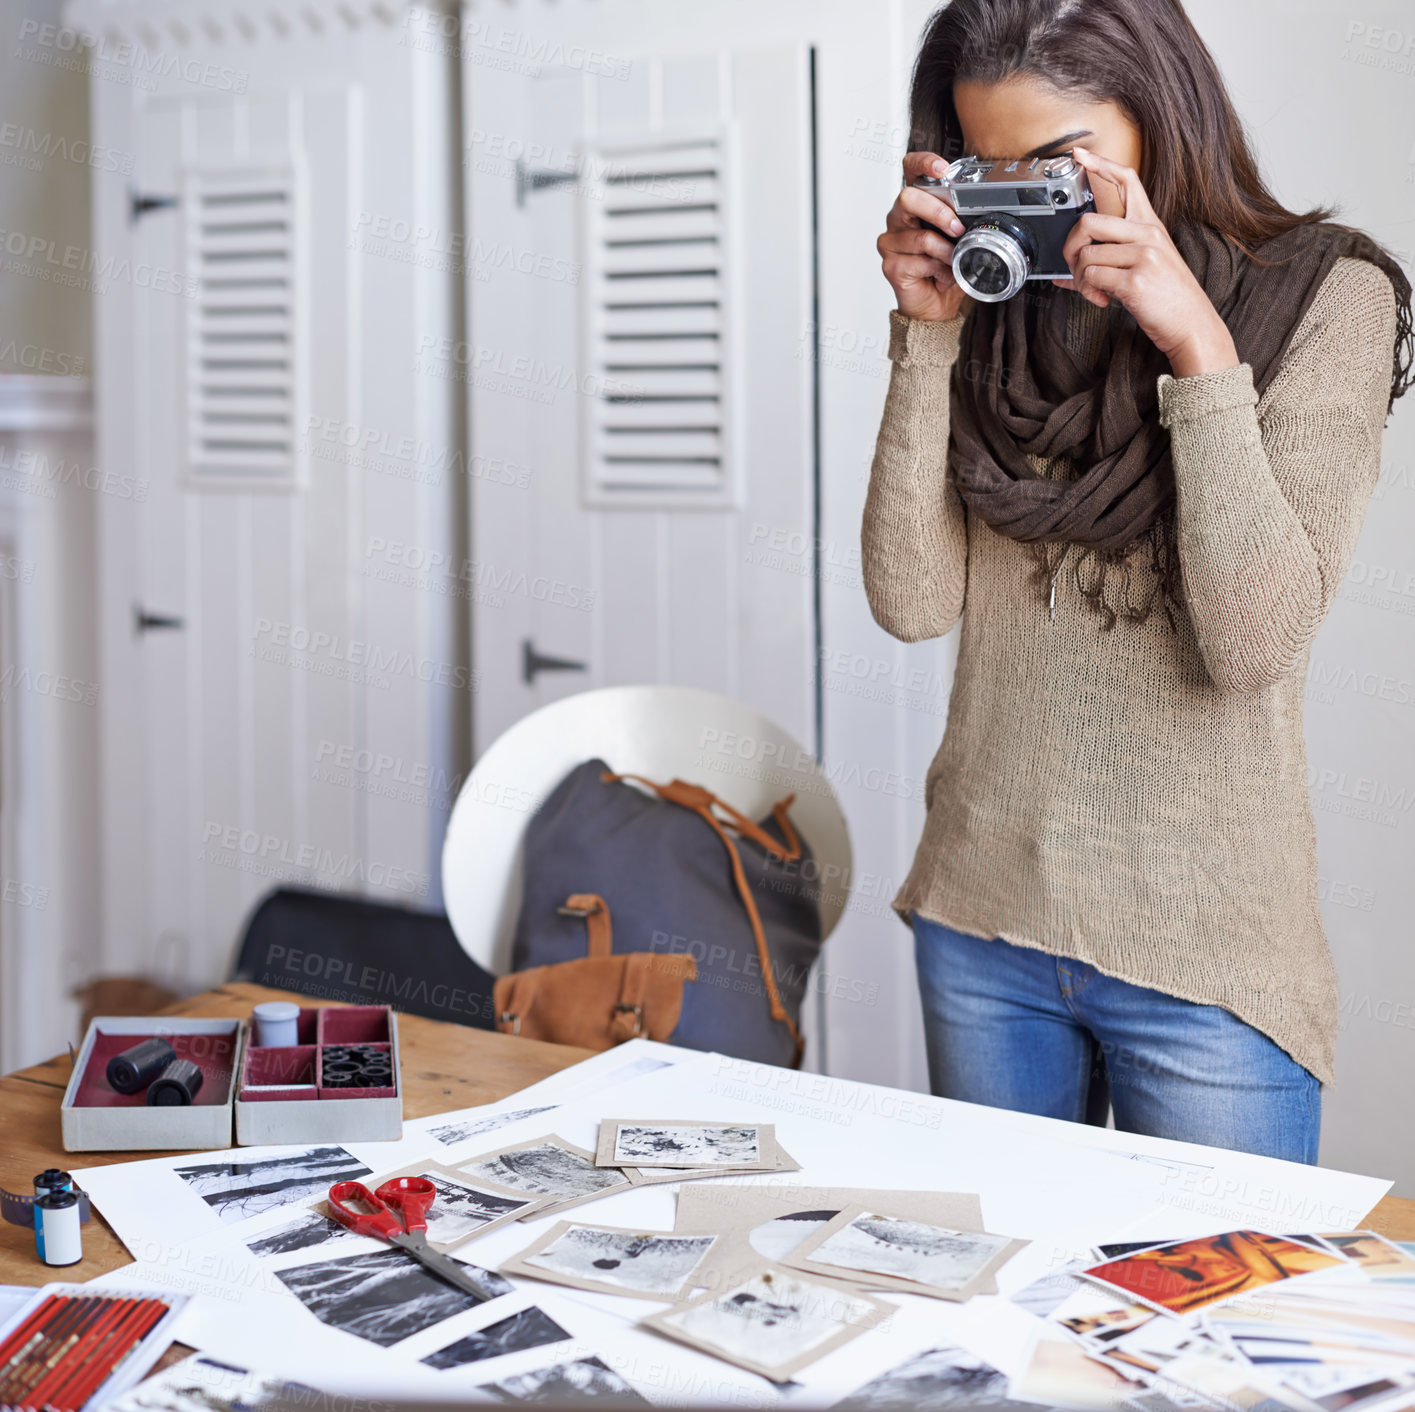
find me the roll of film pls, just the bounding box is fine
[106,1037,177,1095]
[146,1058,205,1107]
[35,1190,82,1266]
[33,1169,73,1198]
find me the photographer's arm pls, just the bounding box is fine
[1161,258,1396,694]
[861,311,970,642]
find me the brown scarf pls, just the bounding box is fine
[947,221,1414,632]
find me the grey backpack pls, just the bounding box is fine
[507,759,822,1067]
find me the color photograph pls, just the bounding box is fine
[1082,1230,1343,1314]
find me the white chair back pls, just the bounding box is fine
[440,685,852,975]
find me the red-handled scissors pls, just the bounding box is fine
[328,1177,503,1301]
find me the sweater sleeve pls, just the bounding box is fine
[860,309,970,642]
[1158,257,1397,694]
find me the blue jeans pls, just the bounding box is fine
[912,914,1321,1163]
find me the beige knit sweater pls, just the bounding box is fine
[863,257,1397,1085]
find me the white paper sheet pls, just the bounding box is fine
[74,1041,1392,1409]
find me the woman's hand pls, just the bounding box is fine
[878,152,969,323]
[1055,145,1240,378]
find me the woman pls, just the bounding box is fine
[864,0,1412,1162]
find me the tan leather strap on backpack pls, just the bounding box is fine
[495,966,544,1036]
[493,893,696,1049]
[602,771,805,1067]
[558,892,612,957]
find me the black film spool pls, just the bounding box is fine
[33,1168,72,1197]
[146,1058,205,1106]
[106,1037,178,1094]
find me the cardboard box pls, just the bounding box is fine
[61,1017,242,1152]
[234,1005,402,1144]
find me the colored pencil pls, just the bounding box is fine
[0,1295,97,1406]
[0,1292,61,1369]
[23,1296,134,1410]
[0,1291,172,1412]
[24,1296,128,1410]
[44,1297,159,1411]
[52,1299,168,1411]
[0,1296,90,1404]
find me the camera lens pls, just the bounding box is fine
[957,246,1012,299]
[952,218,1035,303]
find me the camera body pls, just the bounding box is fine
[913,153,1094,302]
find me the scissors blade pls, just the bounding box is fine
[389,1232,504,1302]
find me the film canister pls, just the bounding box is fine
[35,1190,82,1266]
[33,1169,73,1198]
[106,1037,178,1094]
[146,1058,205,1106]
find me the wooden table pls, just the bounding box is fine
[0,983,594,1284]
[2,982,1411,1287]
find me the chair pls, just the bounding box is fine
[230,885,497,1029]
[440,685,853,977]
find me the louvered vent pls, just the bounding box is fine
[183,166,303,485]
[581,134,738,508]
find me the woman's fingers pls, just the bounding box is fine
[901,150,951,181]
[883,254,952,285]
[1061,210,1150,267]
[1071,144,1156,224]
[878,226,955,262]
[889,185,965,237]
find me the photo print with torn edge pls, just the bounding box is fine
[477,1355,648,1405]
[420,1306,572,1369]
[674,1185,987,1291]
[453,1135,632,1217]
[311,1159,547,1254]
[596,1120,771,1170]
[173,1146,372,1226]
[641,1262,891,1384]
[836,1343,1034,1411]
[783,1203,1027,1302]
[501,1220,720,1302]
[274,1247,513,1347]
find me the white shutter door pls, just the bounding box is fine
[469,45,817,752]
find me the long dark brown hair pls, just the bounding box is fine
[909,0,1412,409]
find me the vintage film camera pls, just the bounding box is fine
[912,153,1094,302]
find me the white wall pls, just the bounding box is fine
[455,0,1415,1192]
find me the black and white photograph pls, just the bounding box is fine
[477,1355,648,1404]
[275,1247,512,1347]
[370,1164,544,1251]
[645,1268,889,1382]
[420,1307,571,1370]
[173,1147,373,1226]
[749,1211,842,1263]
[457,1138,631,1214]
[791,1207,1020,1299]
[835,1345,1038,1412]
[245,1210,363,1259]
[601,1121,768,1169]
[503,1221,718,1301]
[429,1107,560,1148]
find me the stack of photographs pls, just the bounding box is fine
[501,1220,721,1302]
[778,1204,1028,1303]
[1012,1227,1415,1412]
[593,1119,802,1186]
